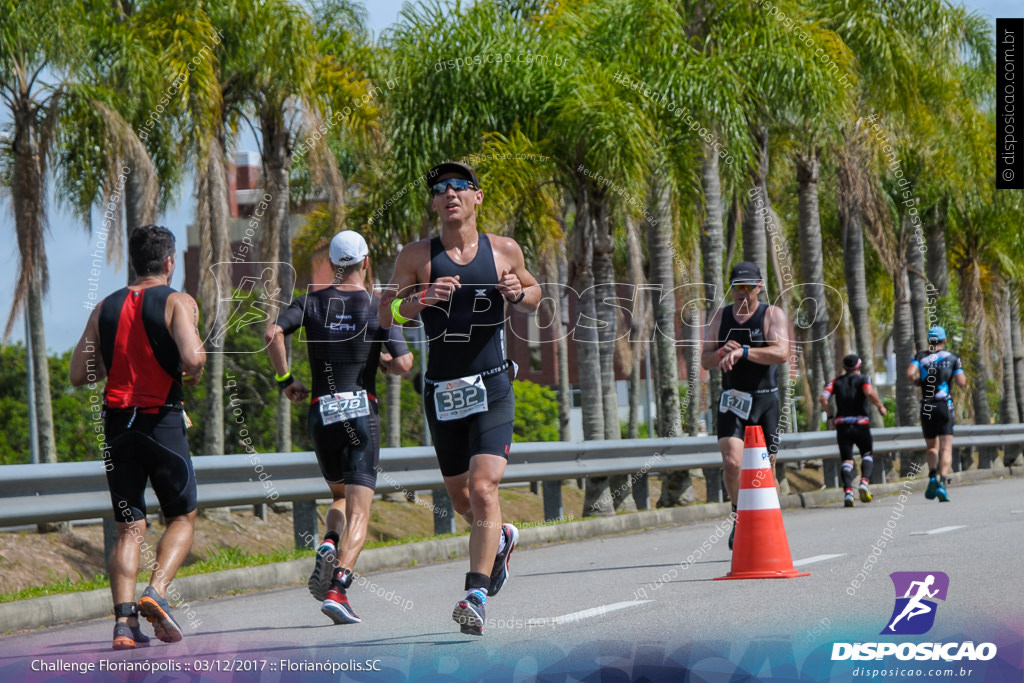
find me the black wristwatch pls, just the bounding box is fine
[506,291,525,304]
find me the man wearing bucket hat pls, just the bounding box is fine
[265,230,412,624]
[378,160,541,636]
[701,261,790,549]
[907,326,966,502]
[820,354,888,507]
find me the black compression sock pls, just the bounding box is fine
[325,531,340,545]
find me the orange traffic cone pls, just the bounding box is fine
[716,425,809,580]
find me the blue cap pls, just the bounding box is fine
[928,326,946,343]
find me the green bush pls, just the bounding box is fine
[513,379,558,442]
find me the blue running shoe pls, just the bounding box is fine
[488,524,519,596]
[138,586,183,643]
[308,538,337,601]
[452,591,486,636]
[935,482,950,502]
[925,477,939,500]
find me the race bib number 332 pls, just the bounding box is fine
[433,375,488,421]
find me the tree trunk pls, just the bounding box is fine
[841,205,879,426]
[893,265,918,427]
[11,104,58,466]
[572,182,610,515]
[796,150,834,415]
[701,144,724,498]
[959,260,994,468]
[123,160,157,284]
[626,215,651,440]
[555,244,572,442]
[200,136,231,456]
[648,174,686,507]
[742,126,770,279]
[907,230,928,352]
[28,270,57,464]
[262,116,294,454]
[1011,292,1024,425]
[998,287,1021,466]
[593,197,632,511]
[925,200,949,298]
[765,204,794,494]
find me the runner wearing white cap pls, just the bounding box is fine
[265,230,412,624]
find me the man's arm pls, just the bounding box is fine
[169,293,206,385]
[907,359,921,385]
[378,241,458,329]
[69,306,105,387]
[700,308,738,370]
[493,235,541,313]
[863,382,888,416]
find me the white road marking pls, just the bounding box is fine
[910,525,967,536]
[525,600,651,626]
[792,554,846,567]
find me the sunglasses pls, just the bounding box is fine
[430,178,478,196]
[732,283,759,291]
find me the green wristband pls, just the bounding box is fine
[391,297,411,324]
[274,371,291,382]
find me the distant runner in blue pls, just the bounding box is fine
[907,326,966,502]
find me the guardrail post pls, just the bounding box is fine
[822,459,839,489]
[632,473,650,510]
[293,500,319,550]
[704,467,724,503]
[102,516,117,562]
[432,488,456,535]
[542,480,563,521]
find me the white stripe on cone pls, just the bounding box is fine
[738,487,781,511]
[742,446,771,471]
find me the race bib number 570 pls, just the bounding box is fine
[319,390,371,425]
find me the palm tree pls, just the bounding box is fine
[1,0,148,464]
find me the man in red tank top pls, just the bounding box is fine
[70,225,205,649]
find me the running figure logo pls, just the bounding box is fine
[881,571,949,635]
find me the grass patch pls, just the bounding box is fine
[0,510,585,604]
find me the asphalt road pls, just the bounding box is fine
[2,475,1022,682]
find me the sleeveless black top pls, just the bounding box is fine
[420,234,507,380]
[719,302,777,393]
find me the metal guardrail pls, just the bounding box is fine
[2,424,1022,532]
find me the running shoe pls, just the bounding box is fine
[321,584,361,624]
[308,538,337,601]
[859,482,873,503]
[488,523,519,596]
[844,492,855,508]
[112,622,145,650]
[452,591,486,636]
[925,477,939,500]
[935,481,950,502]
[137,586,183,643]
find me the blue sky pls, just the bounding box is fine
[0,0,1016,354]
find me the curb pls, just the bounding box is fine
[2,466,1018,634]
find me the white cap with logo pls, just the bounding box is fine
[329,230,368,266]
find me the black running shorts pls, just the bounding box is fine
[104,408,197,523]
[920,400,955,439]
[307,401,380,489]
[717,391,781,457]
[836,423,873,461]
[424,373,515,477]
